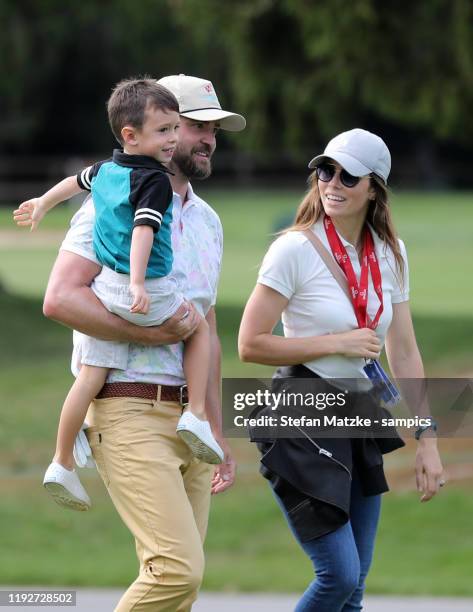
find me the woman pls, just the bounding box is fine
[238,128,444,612]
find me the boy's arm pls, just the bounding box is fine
[13,176,84,230]
[129,225,154,314]
[128,169,174,314]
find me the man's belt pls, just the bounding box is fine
[96,382,188,405]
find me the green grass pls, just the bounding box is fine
[0,190,472,593]
[0,249,60,298]
[371,490,473,596]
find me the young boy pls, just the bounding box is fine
[14,77,224,511]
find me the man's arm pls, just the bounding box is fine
[205,307,236,494]
[43,250,198,345]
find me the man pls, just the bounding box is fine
[43,74,246,611]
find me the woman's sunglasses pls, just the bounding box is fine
[315,163,370,188]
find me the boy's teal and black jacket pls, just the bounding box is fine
[77,149,174,279]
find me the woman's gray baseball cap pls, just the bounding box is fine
[158,74,246,132]
[308,128,391,183]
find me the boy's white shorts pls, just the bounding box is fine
[75,266,184,370]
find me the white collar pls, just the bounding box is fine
[173,181,195,208]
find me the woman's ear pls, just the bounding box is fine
[121,125,138,147]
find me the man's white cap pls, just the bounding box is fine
[158,74,246,132]
[308,128,391,183]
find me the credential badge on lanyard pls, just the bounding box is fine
[324,215,401,407]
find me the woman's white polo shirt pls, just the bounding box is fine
[257,218,409,380]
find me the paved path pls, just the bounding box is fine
[3,589,473,611]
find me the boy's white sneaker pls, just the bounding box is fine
[176,412,224,464]
[43,462,91,511]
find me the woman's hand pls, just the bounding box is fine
[415,438,445,502]
[334,328,381,359]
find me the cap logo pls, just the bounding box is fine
[198,83,219,106]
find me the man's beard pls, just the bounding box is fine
[172,145,213,180]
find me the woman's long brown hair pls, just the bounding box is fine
[287,171,405,283]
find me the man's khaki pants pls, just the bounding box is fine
[86,395,213,611]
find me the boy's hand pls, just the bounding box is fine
[130,283,150,314]
[13,198,46,231]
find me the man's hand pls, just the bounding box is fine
[144,301,199,345]
[13,198,47,231]
[415,438,445,502]
[211,437,236,494]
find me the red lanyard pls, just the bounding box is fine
[324,215,383,329]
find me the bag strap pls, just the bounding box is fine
[302,229,352,303]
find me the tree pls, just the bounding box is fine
[0,0,203,154]
[2,0,473,167]
[174,0,473,158]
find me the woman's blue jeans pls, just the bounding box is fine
[275,469,381,612]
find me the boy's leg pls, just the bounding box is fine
[177,317,224,464]
[54,365,108,469]
[183,316,210,419]
[44,365,107,511]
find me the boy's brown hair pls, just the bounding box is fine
[107,76,179,144]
